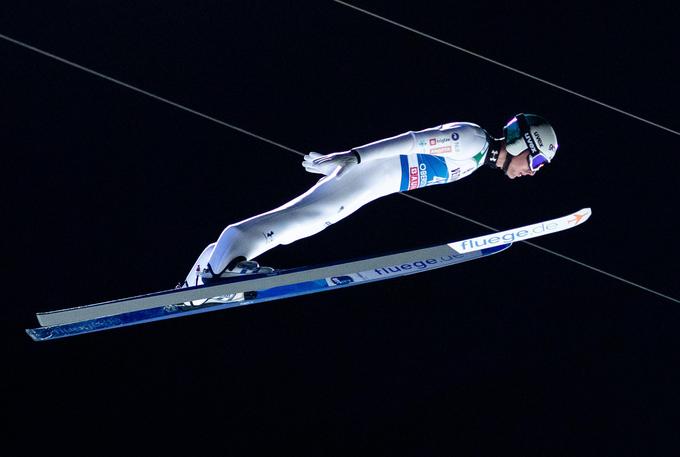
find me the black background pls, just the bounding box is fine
[3,1,679,454]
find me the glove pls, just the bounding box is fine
[302,151,359,178]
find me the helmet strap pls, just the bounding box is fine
[484,137,502,169]
[502,153,513,175]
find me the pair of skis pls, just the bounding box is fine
[26,208,592,341]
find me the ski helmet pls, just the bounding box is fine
[503,114,558,171]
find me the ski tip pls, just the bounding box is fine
[570,208,592,226]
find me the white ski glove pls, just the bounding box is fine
[302,151,359,178]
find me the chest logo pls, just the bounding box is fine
[430,146,452,155]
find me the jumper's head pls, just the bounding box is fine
[503,113,558,173]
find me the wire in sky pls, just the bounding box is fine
[332,0,680,137]
[0,32,676,304]
[0,32,303,157]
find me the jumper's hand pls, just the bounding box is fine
[302,151,358,178]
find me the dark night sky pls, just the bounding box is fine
[3,1,679,454]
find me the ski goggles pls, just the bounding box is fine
[528,151,550,172]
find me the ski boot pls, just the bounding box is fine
[200,257,275,285]
[186,258,274,307]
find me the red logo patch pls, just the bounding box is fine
[409,166,419,190]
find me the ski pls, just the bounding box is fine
[26,208,591,341]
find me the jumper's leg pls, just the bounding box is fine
[204,158,402,277]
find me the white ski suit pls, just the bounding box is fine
[184,122,494,286]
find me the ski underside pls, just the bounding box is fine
[26,208,591,341]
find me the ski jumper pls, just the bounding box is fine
[184,122,493,286]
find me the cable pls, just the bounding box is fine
[332,0,680,137]
[0,32,304,158]
[1,32,676,303]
